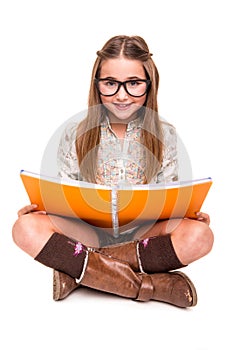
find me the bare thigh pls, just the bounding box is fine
[47,214,100,247]
[133,218,184,240]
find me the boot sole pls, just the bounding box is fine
[172,271,198,307]
[53,269,61,301]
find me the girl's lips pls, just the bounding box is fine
[113,103,132,110]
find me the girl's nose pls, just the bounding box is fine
[116,85,128,99]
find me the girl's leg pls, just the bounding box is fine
[134,218,214,265]
[12,212,101,301]
[11,214,207,306]
[98,218,214,273]
[12,213,100,258]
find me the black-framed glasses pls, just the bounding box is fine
[95,78,151,97]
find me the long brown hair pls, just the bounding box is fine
[76,35,163,183]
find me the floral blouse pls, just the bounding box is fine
[57,116,178,185]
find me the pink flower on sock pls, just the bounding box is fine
[73,242,83,256]
[142,238,149,248]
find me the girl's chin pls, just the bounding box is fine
[109,112,135,123]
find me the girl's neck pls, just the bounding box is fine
[107,112,136,138]
[111,122,127,139]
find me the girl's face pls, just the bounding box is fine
[98,57,148,123]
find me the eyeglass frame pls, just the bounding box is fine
[94,78,151,97]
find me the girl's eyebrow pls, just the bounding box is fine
[99,76,117,80]
[99,76,144,80]
[127,76,143,80]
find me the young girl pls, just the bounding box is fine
[12,35,214,307]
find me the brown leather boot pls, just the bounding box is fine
[136,271,197,307]
[98,234,185,274]
[98,241,139,271]
[53,250,197,307]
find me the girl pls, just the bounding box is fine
[12,35,214,307]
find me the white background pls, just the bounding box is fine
[0,1,232,349]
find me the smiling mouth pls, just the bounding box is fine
[113,103,132,110]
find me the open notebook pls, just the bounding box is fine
[20,170,212,237]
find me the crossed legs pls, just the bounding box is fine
[12,213,213,265]
[12,213,213,306]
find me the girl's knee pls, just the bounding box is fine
[12,213,58,257]
[12,214,40,252]
[13,215,29,247]
[173,219,214,263]
[190,220,214,256]
[201,225,214,255]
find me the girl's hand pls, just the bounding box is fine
[195,212,210,225]
[17,204,46,217]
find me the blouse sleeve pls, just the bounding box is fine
[154,122,179,184]
[57,122,82,180]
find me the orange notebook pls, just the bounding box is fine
[20,170,212,237]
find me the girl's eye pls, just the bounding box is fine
[105,80,117,87]
[129,80,140,86]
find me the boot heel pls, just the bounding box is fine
[53,270,78,301]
